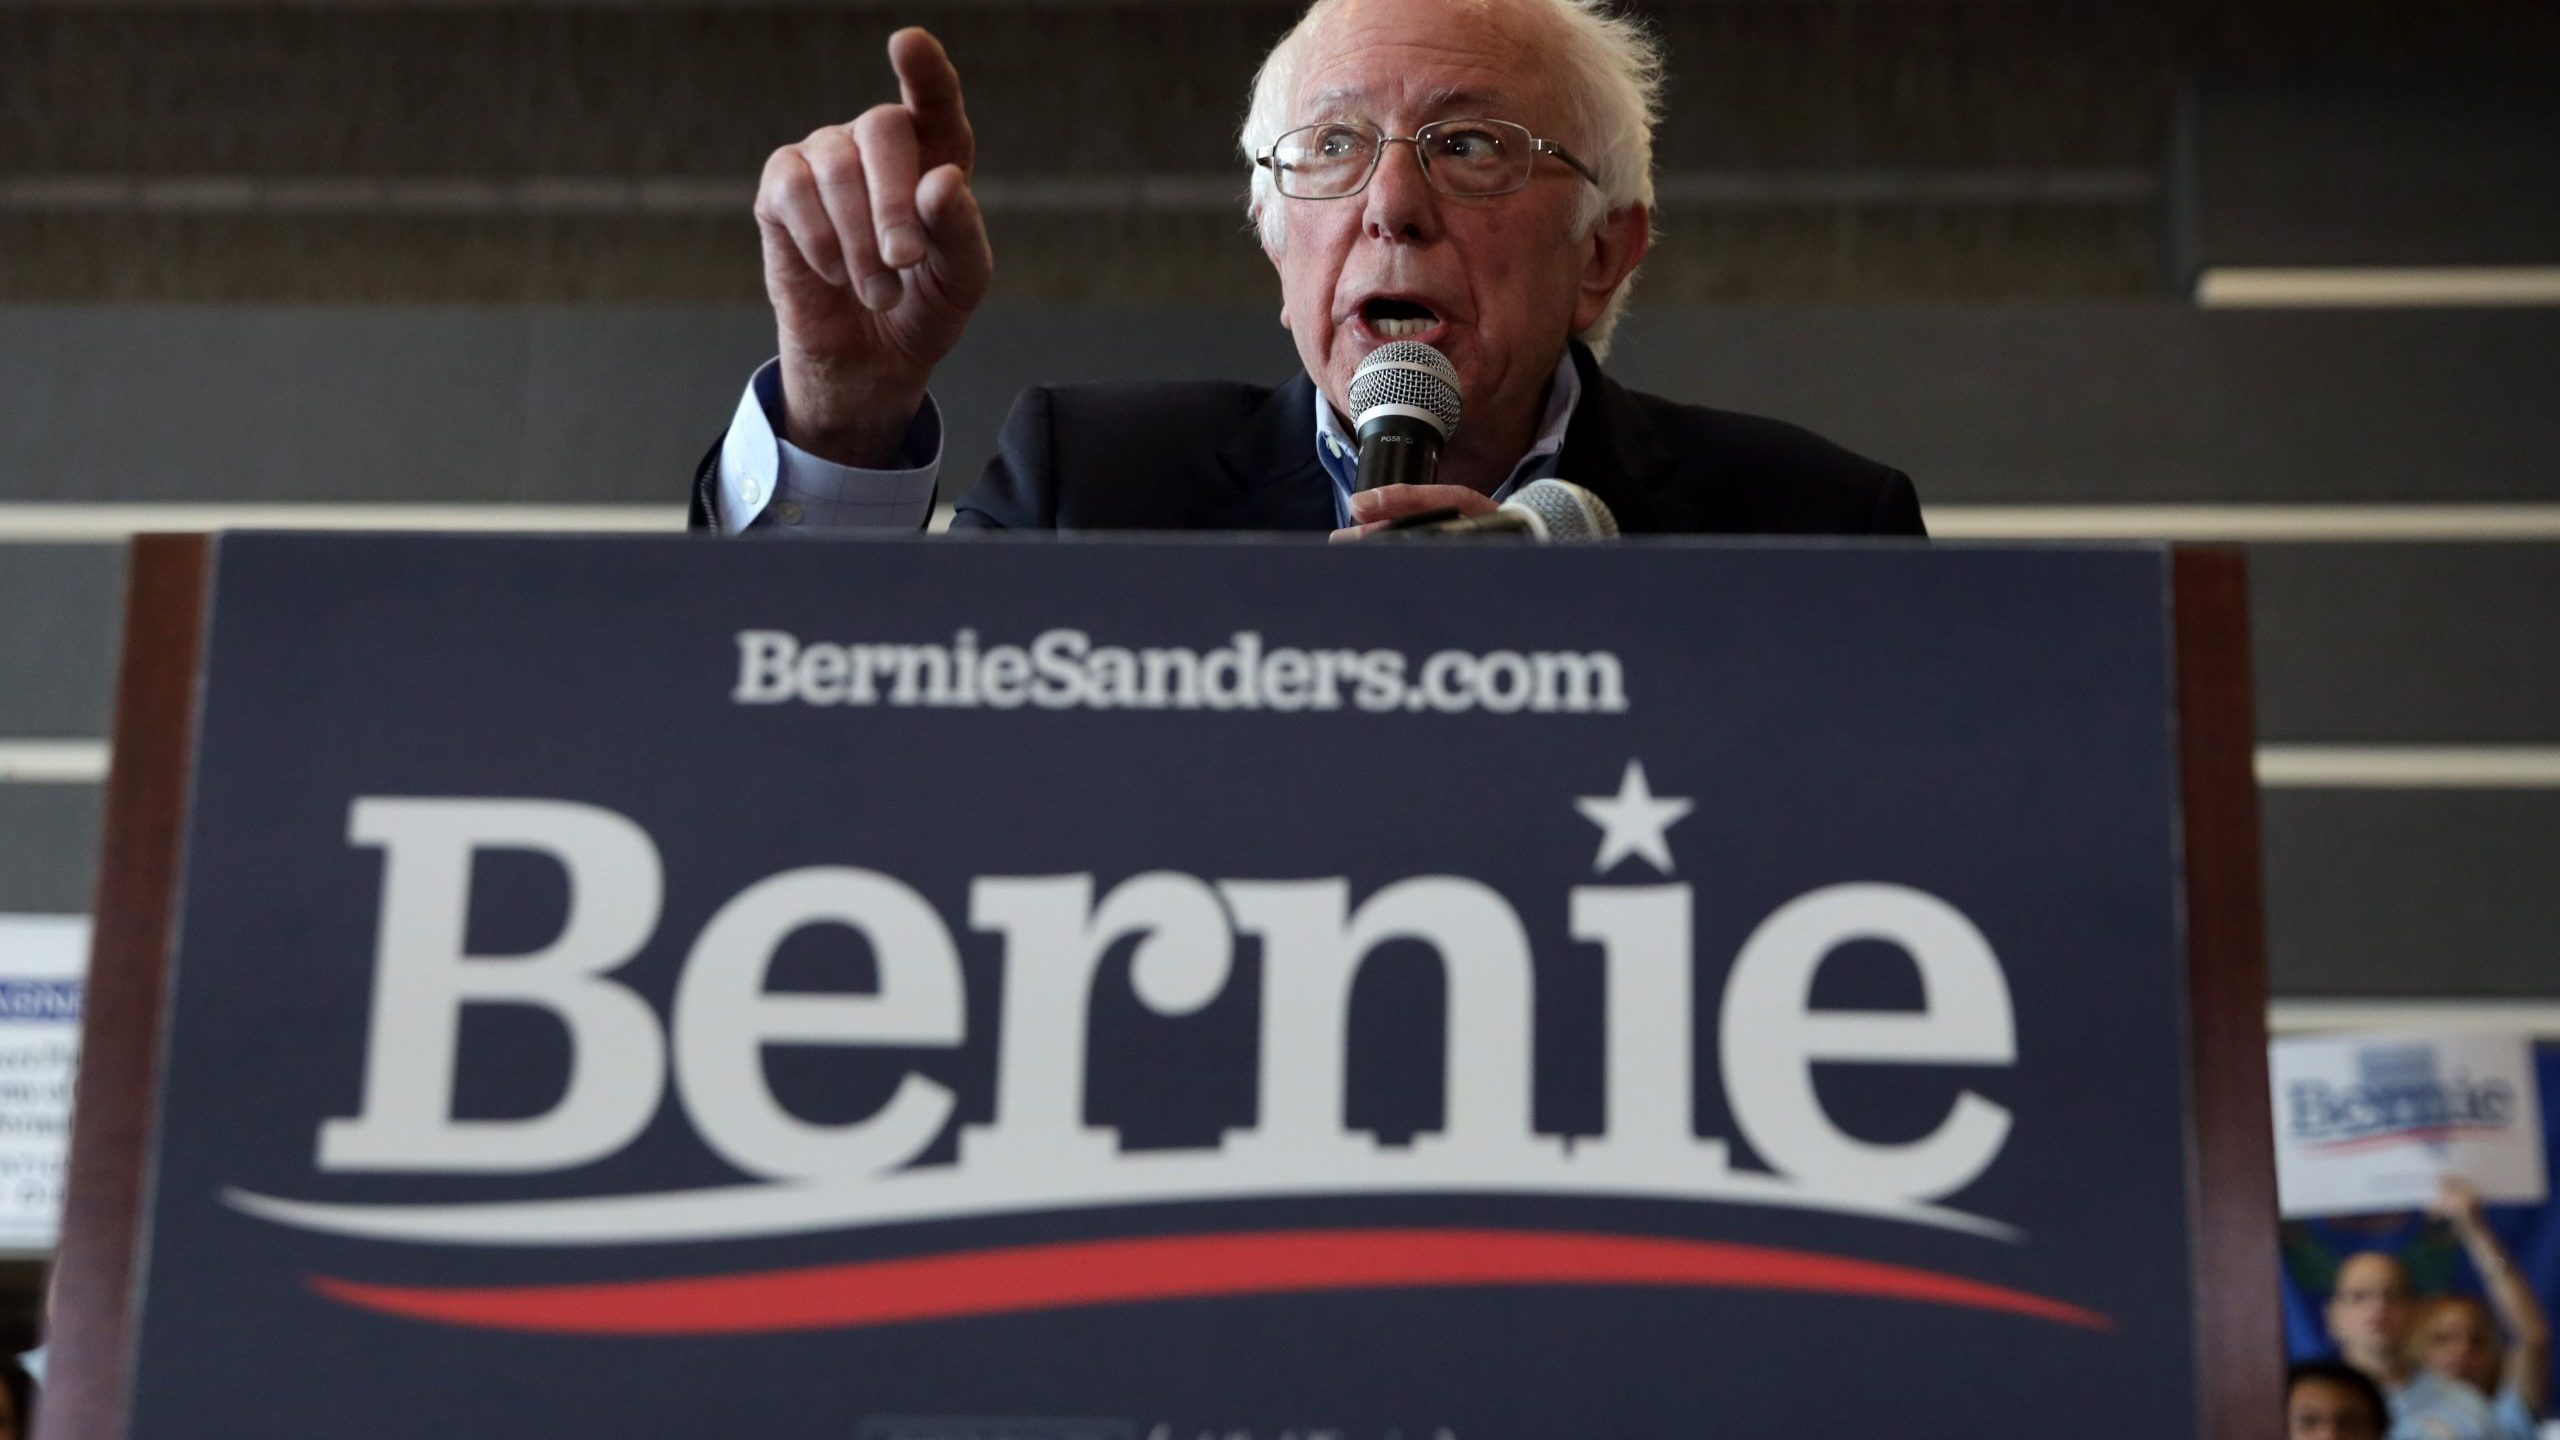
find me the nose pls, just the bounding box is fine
[1361,137,1443,243]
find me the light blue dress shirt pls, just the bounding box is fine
[2389,1369,2541,1440]
[714,349,1582,534]
[714,358,943,534]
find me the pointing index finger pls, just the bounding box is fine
[888,27,973,171]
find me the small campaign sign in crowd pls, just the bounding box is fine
[0,915,83,1254]
[2273,1032,2550,1219]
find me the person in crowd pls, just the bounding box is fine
[692,0,1923,540]
[2291,1359,2392,1440]
[2402,1180,2551,1439]
[2325,1179,2549,1440]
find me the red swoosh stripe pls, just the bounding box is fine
[311,1227,2113,1334]
[2305,1124,2504,1155]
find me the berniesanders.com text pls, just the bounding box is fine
[731,628,1628,715]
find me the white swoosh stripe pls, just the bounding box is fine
[224,1152,2017,1248]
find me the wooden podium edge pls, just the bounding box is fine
[2172,546,2281,1440]
[41,535,211,1440]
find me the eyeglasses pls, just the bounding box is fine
[1256,118,1598,200]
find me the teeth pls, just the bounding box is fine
[1375,317,1433,338]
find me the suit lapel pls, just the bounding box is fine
[1553,342,1679,534]
[1208,370,1337,531]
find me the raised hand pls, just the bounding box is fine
[2429,1175,2489,1233]
[755,27,993,467]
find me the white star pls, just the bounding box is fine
[1575,760,1694,876]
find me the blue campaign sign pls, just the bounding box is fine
[128,532,2202,1439]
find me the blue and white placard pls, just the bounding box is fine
[2272,1030,2549,1217]
[0,913,86,1252]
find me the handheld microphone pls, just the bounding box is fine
[1348,341,1461,492]
[1384,478,1620,542]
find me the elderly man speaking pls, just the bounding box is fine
[694,0,1925,539]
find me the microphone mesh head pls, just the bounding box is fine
[1349,341,1461,437]
[1509,478,1620,541]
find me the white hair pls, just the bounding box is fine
[1238,0,1664,356]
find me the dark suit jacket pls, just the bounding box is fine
[692,342,1924,536]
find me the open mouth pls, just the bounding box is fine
[1360,297,1442,341]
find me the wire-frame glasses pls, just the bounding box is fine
[1256,118,1599,200]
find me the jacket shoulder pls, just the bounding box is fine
[1035,379,1279,429]
[955,379,1285,530]
[1625,387,1925,536]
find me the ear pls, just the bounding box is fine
[1570,202,1651,334]
[1259,211,1291,330]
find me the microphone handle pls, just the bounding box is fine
[1353,413,1444,492]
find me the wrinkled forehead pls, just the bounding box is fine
[1296,80,1541,126]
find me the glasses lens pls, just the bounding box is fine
[1272,123,1377,198]
[1419,119,1533,195]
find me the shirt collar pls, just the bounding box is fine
[1314,348,1584,521]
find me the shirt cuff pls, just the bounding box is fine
[715,358,944,534]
